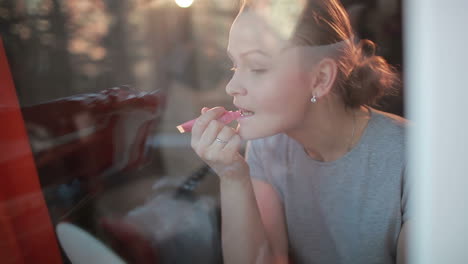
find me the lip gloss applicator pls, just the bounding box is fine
[176,110,241,133]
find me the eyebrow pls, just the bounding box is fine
[227,49,271,60]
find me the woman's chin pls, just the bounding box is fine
[237,125,278,141]
[237,126,258,141]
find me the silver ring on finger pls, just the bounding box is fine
[215,137,229,144]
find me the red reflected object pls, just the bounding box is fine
[21,86,165,188]
[1,36,166,263]
[100,218,158,264]
[0,38,62,264]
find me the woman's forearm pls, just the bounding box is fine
[187,107,280,262]
[219,174,276,264]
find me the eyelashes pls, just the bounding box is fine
[230,65,268,74]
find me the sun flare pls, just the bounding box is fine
[175,0,194,8]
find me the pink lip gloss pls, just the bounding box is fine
[176,110,241,133]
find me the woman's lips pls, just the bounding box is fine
[237,107,255,118]
[237,107,255,117]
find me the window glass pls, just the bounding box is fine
[0,0,405,263]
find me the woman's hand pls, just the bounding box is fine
[191,107,249,180]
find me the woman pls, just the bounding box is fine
[190,0,409,263]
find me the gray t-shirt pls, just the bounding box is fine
[246,108,409,264]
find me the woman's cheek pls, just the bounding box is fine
[274,72,307,102]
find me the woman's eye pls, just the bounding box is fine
[229,65,268,74]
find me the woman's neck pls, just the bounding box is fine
[286,103,370,162]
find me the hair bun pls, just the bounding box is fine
[344,40,399,108]
[357,39,376,58]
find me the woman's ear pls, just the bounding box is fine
[309,58,338,98]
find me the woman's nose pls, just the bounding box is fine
[225,73,247,97]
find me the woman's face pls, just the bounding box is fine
[227,10,315,140]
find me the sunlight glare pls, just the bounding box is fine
[175,0,194,8]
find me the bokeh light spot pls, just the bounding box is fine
[175,0,194,8]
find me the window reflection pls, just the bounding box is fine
[0,0,404,263]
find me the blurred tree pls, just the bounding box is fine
[0,0,72,105]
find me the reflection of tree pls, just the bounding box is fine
[2,0,231,105]
[191,1,238,92]
[64,0,111,79]
[104,1,133,86]
[0,0,72,105]
[0,0,140,104]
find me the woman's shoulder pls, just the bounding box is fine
[367,107,407,152]
[370,107,407,135]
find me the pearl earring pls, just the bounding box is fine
[311,95,317,103]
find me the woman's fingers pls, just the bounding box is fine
[196,120,224,155]
[222,134,242,155]
[203,125,238,163]
[191,107,225,146]
[190,106,246,177]
[209,125,236,151]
